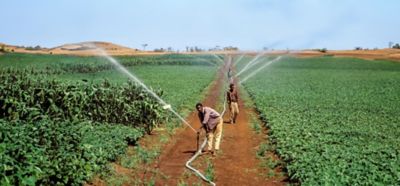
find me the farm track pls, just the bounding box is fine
[153,56,286,185]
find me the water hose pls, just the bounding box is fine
[185,137,215,186]
[185,98,227,186]
[185,62,231,186]
[196,132,200,150]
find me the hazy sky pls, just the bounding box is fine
[1,0,399,50]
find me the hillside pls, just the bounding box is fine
[1,41,142,56]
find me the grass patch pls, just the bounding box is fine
[120,145,160,169]
[250,114,262,134]
[204,158,215,182]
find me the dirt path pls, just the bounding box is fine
[213,92,284,186]
[154,55,228,185]
[153,55,286,185]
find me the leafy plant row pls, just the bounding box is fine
[0,53,221,74]
[242,56,400,185]
[0,70,165,134]
[1,119,143,185]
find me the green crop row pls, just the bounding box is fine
[0,53,221,74]
[0,70,165,134]
[242,56,400,185]
[1,119,143,186]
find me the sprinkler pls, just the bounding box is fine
[162,104,172,110]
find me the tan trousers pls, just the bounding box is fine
[206,117,223,150]
[230,102,239,120]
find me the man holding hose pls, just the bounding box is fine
[196,103,223,155]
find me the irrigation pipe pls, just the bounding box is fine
[185,95,227,186]
[185,57,231,186]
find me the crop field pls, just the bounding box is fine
[1,52,400,185]
[55,65,216,113]
[0,53,218,185]
[3,0,400,185]
[241,56,400,185]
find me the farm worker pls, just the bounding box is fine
[227,83,239,124]
[227,67,234,83]
[196,103,223,154]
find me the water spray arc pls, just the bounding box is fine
[239,56,282,84]
[233,55,244,66]
[235,52,266,77]
[92,46,197,133]
[235,57,264,77]
[212,53,226,64]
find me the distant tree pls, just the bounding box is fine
[0,45,5,52]
[26,45,42,51]
[393,43,400,49]
[223,46,239,51]
[319,48,327,53]
[141,44,148,51]
[153,48,165,52]
[195,46,204,52]
[186,46,189,52]
[389,41,393,48]
[167,47,172,52]
[355,47,363,50]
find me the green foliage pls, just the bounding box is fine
[120,145,160,169]
[0,70,165,134]
[0,120,143,185]
[0,53,220,73]
[250,115,262,134]
[0,53,218,185]
[257,143,269,158]
[243,57,400,185]
[205,158,215,182]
